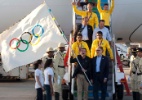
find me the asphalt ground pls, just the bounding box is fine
[0,79,36,100]
[123,67,133,100]
[0,67,133,100]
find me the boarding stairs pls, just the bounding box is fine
[72,0,114,99]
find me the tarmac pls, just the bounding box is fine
[0,79,36,100]
[122,67,133,100]
[0,67,133,100]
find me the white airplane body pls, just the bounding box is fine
[1,1,140,96]
[0,0,142,43]
[112,0,142,43]
[0,0,72,38]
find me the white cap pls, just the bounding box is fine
[58,43,65,48]
[46,47,54,52]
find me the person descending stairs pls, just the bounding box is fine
[71,0,115,99]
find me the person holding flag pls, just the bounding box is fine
[70,48,91,100]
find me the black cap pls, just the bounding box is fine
[137,48,142,52]
[131,48,137,53]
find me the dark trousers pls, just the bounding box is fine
[93,73,107,100]
[83,40,92,49]
[132,92,140,100]
[55,92,59,100]
[62,89,69,100]
[36,88,43,100]
[44,85,52,100]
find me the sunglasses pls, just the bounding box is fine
[96,50,101,51]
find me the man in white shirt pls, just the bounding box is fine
[92,20,112,44]
[74,17,93,49]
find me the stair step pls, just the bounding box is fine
[73,91,110,97]
[107,86,112,91]
[107,80,112,85]
[108,74,112,80]
[74,97,112,100]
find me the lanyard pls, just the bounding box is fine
[80,25,86,32]
[77,42,83,52]
[86,12,92,21]
[98,39,103,46]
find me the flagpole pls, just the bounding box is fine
[48,7,92,86]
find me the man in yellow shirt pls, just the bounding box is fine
[72,2,99,29]
[91,31,113,60]
[97,0,114,29]
[72,34,90,58]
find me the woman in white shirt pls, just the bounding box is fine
[34,60,44,100]
[44,59,54,100]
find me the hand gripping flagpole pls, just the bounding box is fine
[48,8,92,86]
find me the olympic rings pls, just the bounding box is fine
[30,34,40,46]
[20,32,33,44]
[16,39,29,52]
[9,38,21,49]
[9,24,44,52]
[32,24,44,38]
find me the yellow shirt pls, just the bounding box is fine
[97,0,114,26]
[91,39,113,59]
[72,41,90,58]
[73,5,99,29]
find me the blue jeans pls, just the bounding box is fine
[44,85,52,100]
[36,88,43,100]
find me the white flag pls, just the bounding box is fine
[0,3,66,72]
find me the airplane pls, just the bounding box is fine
[0,0,142,45]
[0,0,72,38]
[112,0,142,44]
[0,0,142,100]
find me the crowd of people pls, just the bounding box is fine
[35,43,68,100]
[0,1,141,100]
[71,1,114,100]
[34,0,116,100]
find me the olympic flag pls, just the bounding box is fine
[0,3,66,72]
